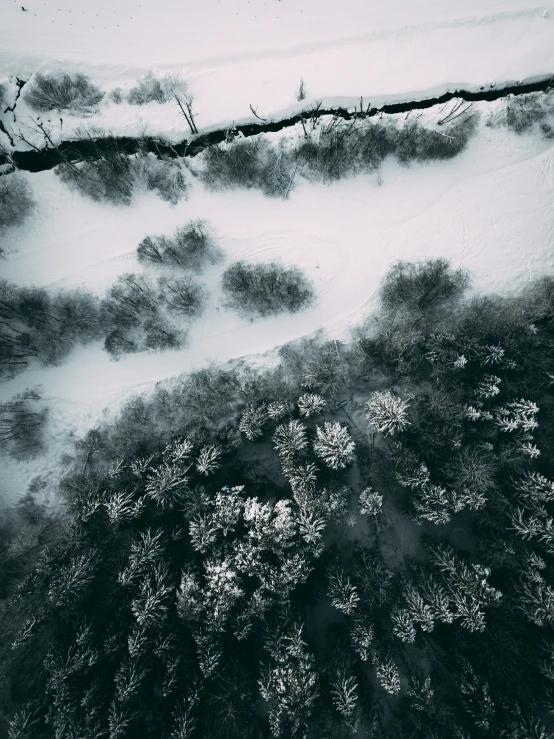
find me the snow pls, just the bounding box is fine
[1,0,554,505]
[1,1,554,150]
[1,106,554,503]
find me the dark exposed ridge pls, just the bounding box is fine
[2,74,553,174]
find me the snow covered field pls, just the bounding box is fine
[1,1,554,504]
[1,1,554,149]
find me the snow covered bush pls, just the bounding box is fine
[313,422,355,469]
[364,390,411,435]
[0,173,34,237]
[24,72,104,112]
[137,220,222,272]
[221,261,314,318]
[127,72,187,105]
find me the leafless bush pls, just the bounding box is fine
[0,387,48,460]
[496,90,554,134]
[200,136,296,198]
[0,173,35,235]
[394,112,478,164]
[24,72,104,112]
[380,258,470,315]
[109,87,124,104]
[127,72,187,105]
[56,129,187,205]
[133,154,188,204]
[137,220,222,271]
[222,261,315,317]
[158,275,207,317]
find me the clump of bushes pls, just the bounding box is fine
[101,273,197,359]
[221,260,315,317]
[24,72,104,112]
[0,173,35,237]
[200,136,297,198]
[0,387,48,460]
[56,129,188,206]
[200,111,478,194]
[380,258,470,315]
[495,90,554,135]
[0,281,102,378]
[127,72,187,105]
[137,220,223,271]
[157,275,207,317]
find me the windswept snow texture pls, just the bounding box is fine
[0,1,554,147]
[1,108,554,501]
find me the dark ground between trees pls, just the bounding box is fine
[1,258,554,738]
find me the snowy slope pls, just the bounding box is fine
[1,106,553,502]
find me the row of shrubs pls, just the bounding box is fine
[22,71,188,113]
[0,220,316,377]
[51,111,478,207]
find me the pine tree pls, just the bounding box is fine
[364,390,411,436]
[297,393,326,418]
[238,404,267,441]
[375,656,401,695]
[195,444,222,476]
[330,666,359,731]
[313,422,355,470]
[358,487,383,516]
[259,623,318,738]
[328,569,360,615]
[350,614,374,662]
[267,399,294,421]
[273,419,308,463]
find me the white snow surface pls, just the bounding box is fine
[0,0,554,148]
[1,0,554,504]
[1,107,554,503]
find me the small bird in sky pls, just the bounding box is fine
[21,5,28,10]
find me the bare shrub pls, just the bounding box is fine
[109,87,124,104]
[24,72,104,112]
[501,91,554,134]
[127,72,187,105]
[158,275,207,317]
[380,258,470,315]
[221,261,315,318]
[56,129,187,206]
[296,117,361,182]
[0,280,102,375]
[101,273,188,359]
[133,154,188,204]
[0,387,48,460]
[296,78,307,102]
[56,130,134,205]
[395,112,478,164]
[200,136,296,198]
[0,173,35,234]
[137,220,222,272]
